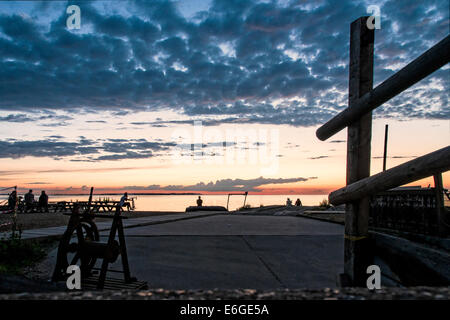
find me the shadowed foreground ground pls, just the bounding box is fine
[1,213,449,299]
[36,214,344,289]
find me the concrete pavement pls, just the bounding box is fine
[40,214,344,289]
[0,211,219,240]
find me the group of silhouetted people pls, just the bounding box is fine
[194,195,301,208]
[8,189,49,213]
[286,198,302,207]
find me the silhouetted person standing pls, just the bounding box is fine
[24,189,34,213]
[8,190,17,211]
[197,196,203,207]
[295,198,302,206]
[39,191,49,212]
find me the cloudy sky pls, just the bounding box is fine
[0,0,448,194]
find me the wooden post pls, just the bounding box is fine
[383,124,388,171]
[344,16,374,287]
[97,207,120,289]
[433,173,446,237]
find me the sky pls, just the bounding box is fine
[0,0,448,195]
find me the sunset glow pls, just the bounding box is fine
[0,0,448,195]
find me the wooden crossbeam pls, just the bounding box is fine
[329,146,450,205]
[316,35,450,141]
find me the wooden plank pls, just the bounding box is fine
[344,16,374,287]
[329,146,450,205]
[316,35,450,141]
[117,208,132,283]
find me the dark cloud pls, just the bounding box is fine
[26,182,52,185]
[0,137,176,161]
[0,135,259,162]
[124,176,316,192]
[0,114,34,122]
[0,112,73,125]
[86,120,107,123]
[308,155,329,160]
[0,0,447,126]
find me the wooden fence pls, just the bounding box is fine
[316,16,449,286]
[369,188,444,235]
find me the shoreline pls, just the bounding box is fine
[0,205,344,232]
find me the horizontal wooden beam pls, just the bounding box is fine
[329,146,450,205]
[317,35,450,141]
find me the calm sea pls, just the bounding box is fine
[0,194,329,212]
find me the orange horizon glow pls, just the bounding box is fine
[5,177,448,196]
[1,119,448,196]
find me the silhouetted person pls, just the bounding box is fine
[286,198,292,206]
[8,190,17,211]
[295,198,302,206]
[39,191,49,212]
[119,192,129,210]
[197,196,203,207]
[24,189,34,213]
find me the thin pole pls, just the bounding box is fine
[13,186,18,237]
[243,192,248,207]
[383,124,389,171]
[87,186,94,214]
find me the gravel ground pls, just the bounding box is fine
[0,287,449,300]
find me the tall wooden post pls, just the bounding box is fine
[383,124,389,171]
[433,173,446,237]
[344,17,374,286]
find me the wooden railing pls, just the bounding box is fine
[315,16,449,286]
[329,146,450,205]
[317,36,450,141]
